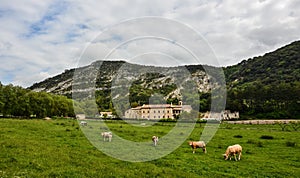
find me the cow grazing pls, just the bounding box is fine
[101,132,113,142]
[189,141,207,154]
[223,144,242,161]
[152,136,159,146]
[80,121,87,126]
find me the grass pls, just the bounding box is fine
[0,118,299,177]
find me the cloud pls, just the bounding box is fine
[0,0,300,87]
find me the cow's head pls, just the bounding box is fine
[223,154,228,160]
[188,141,193,146]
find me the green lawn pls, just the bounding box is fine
[0,119,299,177]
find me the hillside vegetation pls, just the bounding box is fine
[224,41,300,118]
[225,40,300,86]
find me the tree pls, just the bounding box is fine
[0,83,4,115]
[2,84,18,116]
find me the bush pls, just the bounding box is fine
[234,135,243,138]
[286,141,296,147]
[260,135,274,140]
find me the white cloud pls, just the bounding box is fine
[0,0,299,87]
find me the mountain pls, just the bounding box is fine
[29,40,300,118]
[29,61,216,97]
[30,60,223,112]
[30,40,300,94]
[224,40,300,87]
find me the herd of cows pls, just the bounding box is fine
[80,121,243,161]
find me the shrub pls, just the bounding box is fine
[286,141,296,147]
[234,135,243,138]
[260,135,274,140]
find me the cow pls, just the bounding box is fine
[223,144,242,161]
[189,141,207,154]
[80,121,87,126]
[152,136,159,146]
[101,132,113,142]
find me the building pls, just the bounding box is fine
[99,112,115,118]
[76,114,86,120]
[202,110,239,120]
[124,103,192,120]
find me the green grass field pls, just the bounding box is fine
[0,119,299,177]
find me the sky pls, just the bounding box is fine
[0,0,299,87]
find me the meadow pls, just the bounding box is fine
[0,118,299,177]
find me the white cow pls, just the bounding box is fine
[80,121,87,126]
[101,132,113,142]
[223,144,242,161]
[152,136,159,146]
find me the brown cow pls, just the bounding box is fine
[189,141,207,154]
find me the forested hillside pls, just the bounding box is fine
[224,41,300,118]
[225,40,300,86]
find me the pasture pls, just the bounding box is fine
[0,118,299,177]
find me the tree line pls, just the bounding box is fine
[1,80,299,119]
[226,81,300,119]
[0,83,74,118]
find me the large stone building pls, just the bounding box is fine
[124,103,192,120]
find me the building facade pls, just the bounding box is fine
[125,103,192,120]
[202,110,239,120]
